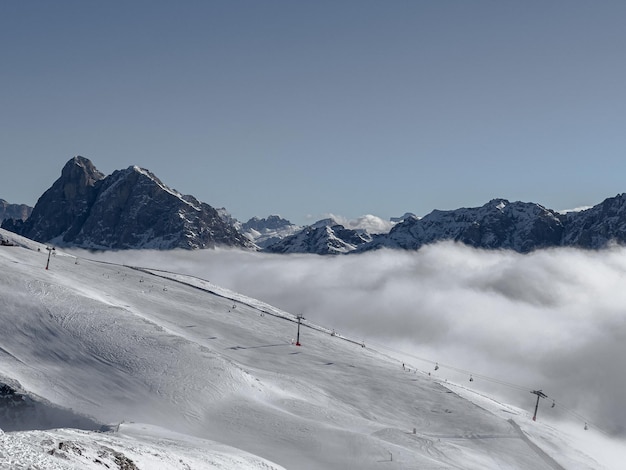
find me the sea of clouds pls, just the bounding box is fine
[79,242,626,436]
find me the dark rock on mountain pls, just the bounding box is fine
[264,221,372,255]
[562,194,626,249]
[2,156,105,243]
[390,212,417,223]
[0,199,32,223]
[243,215,293,232]
[216,208,242,229]
[2,156,252,250]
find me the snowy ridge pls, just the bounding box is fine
[132,165,202,212]
[0,232,624,469]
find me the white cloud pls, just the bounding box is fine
[319,213,394,233]
[558,206,593,214]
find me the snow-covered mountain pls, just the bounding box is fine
[0,199,32,223]
[260,195,626,255]
[255,195,626,255]
[2,157,252,250]
[352,195,626,253]
[2,227,621,469]
[264,220,373,254]
[241,215,302,248]
[357,199,566,253]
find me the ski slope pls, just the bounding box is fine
[0,228,624,469]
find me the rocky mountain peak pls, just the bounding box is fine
[0,199,32,223]
[239,215,301,249]
[390,212,418,223]
[2,157,252,250]
[561,193,626,248]
[5,156,105,243]
[63,155,105,182]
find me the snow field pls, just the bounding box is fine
[0,229,624,469]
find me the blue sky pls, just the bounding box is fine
[2,1,626,225]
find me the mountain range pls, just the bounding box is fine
[3,156,626,253]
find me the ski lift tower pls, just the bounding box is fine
[45,246,55,270]
[531,390,547,421]
[295,314,304,346]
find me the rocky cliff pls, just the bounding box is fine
[2,157,252,250]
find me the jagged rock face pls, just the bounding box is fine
[358,199,566,253]
[3,157,251,250]
[0,199,32,222]
[563,194,626,248]
[264,223,371,255]
[5,156,105,243]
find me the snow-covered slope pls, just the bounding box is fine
[0,227,623,469]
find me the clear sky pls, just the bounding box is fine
[2,1,626,225]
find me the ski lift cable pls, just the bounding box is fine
[365,339,530,392]
[551,402,611,436]
[362,339,611,434]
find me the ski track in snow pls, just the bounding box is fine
[0,228,624,469]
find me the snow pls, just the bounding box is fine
[0,227,625,469]
[0,423,285,470]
